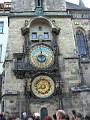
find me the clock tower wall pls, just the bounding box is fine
[4,15,80,113]
[52,18,80,91]
[6,16,79,93]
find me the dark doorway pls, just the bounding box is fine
[40,107,48,120]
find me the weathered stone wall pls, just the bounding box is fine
[63,92,90,116]
[82,63,90,84]
[72,19,90,85]
[43,0,66,11]
[6,17,31,59]
[5,17,71,86]
[4,16,78,112]
[29,98,59,117]
[11,0,66,12]
[11,0,35,12]
[53,18,80,91]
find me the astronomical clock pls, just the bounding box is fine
[21,17,60,99]
[27,43,58,98]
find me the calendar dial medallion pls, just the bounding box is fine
[31,75,55,98]
[29,44,54,68]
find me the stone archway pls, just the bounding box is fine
[40,107,48,120]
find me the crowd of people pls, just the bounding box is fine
[0,110,90,120]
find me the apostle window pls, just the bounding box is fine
[32,32,37,39]
[76,30,88,56]
[44,32,49,39]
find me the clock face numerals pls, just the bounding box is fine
[29,44,54,68]
[31,75,55,98]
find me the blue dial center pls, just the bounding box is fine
[37,54,46,62]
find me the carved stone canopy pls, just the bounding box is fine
[21,16,61,35]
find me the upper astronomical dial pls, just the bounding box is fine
[29,44,54,68]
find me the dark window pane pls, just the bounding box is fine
[0,45,2,61]
[2,101,4,112]
[38,0,40,6]
[35,0,41,7]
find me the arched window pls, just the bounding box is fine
[38,0,41,6]
[35,0,42,7]
[76,30,88,56]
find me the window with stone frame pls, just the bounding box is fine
[32,32,37,39]
[0,21,4,33]
[2,101,4,112]
[76,29,88,56]
[44,32,49,39]
[35,0,42,7]
[0,45,2,61]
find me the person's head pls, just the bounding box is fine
[5,111,9,117]
[75,113,82,120]
[68,113,75,120]
[0,113,3,118]
[44,116,52,120]
[23,112,27,118]
[85,112,90,120]
[72,110,76,117]
[53,114,56,120]
[65,114,70,120]
[56,110,66,120]
[28,117,33,120]
[34,113,40,120]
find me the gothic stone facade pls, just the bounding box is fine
[1,0,90,118]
